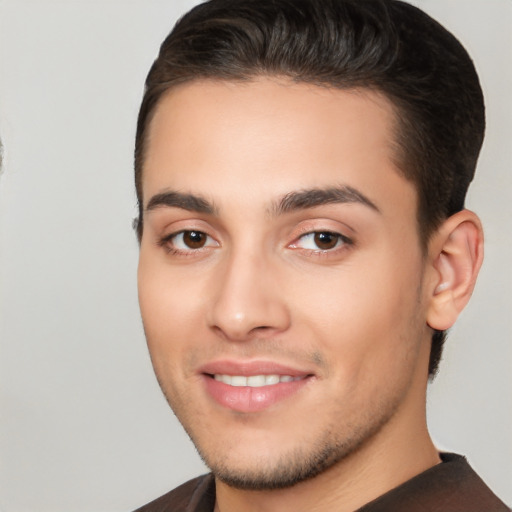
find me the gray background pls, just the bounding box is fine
[0,1,510,510]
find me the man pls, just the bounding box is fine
[133,0,510,510]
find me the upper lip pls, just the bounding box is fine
[198,359,313,377]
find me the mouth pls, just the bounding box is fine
[211,374,304,387]
[199,361,314,413]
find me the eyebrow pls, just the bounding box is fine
[145,190,217,214]
[272,186,380,216]
[144,185,379,217]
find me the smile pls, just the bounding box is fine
[213,374,303,387]
[202,370,312,412]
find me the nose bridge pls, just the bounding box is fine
[208,243,290,341]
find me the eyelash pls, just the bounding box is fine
[158,230,219,255]
[158,228,353,257]
[289,230,353,255]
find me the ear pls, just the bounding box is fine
[426,210,484,331]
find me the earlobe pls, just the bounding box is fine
[427,210,484,331]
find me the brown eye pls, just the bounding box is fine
[160,230,219,253]
[313,232,339,250]
[182,230,207,249]
[291,230,351,252]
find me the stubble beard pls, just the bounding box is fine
[202,422,393,491]
[165,387,403,492]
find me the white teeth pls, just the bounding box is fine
[213,374,301,387]
[247,375,266,387]
[231,376,247,387]
[265,375,280,385]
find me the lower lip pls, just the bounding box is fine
[203,375,311,413]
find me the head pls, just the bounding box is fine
[135,0,485,378]
[135,0,484,493]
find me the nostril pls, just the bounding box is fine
[210,323,284,343]
[252,325,272,332]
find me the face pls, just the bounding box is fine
[138,78,433,489]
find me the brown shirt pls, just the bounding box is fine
[134,453,510,512]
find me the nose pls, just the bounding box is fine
[207,249,291,342]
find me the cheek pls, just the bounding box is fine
[289,252,425,375]
[137,255,203,367]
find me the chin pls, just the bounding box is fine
[190,419,380,491]
[202,443,342,490]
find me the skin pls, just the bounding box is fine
[137,78,475,512]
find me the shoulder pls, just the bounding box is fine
[133,474,215,512]
[358,453,511,512]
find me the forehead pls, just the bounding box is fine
[142,78,415,217]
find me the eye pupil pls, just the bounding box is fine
[183,231,206,249]
[314,232,338,250]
